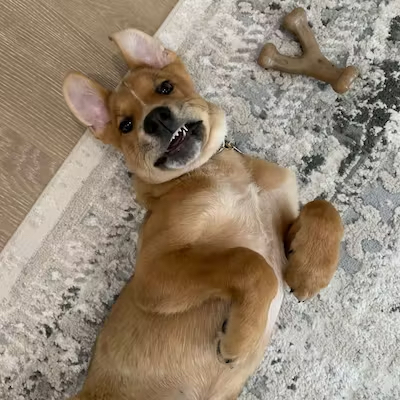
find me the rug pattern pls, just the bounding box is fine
[1,0,400,399]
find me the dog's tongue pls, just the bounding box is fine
[167,125,188,153]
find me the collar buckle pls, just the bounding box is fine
[217,140,244,155]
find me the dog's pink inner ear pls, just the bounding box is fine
[111,29,176,69]
[65,75,110,132]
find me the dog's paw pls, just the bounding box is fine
[215,319,258,366]
[285,247,335,301]
[216,337,236,366]
[284,200,343,302]
[216,320,236,365]
[286,278,319,302]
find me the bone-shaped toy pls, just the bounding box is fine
[258,7,359,94]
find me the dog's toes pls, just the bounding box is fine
[221,319,228,334]
[216,339,235,365]
[285,268,322,301]
[289,287,308,301]
[289,287,310,301]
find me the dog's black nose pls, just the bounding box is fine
[144,106,176,136]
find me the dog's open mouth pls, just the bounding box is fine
[166,124,190,154]
[155,121,204,168]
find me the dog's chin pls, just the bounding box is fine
[154,121,205,170]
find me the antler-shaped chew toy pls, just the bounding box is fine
[258,8,359,94]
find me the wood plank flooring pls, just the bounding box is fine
[0,0,178,250]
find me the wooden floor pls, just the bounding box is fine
[0,0,178,250]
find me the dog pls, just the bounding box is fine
[63,29,343,400]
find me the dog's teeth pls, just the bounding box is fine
[170,125,188,143]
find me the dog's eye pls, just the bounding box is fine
[119,117,134,134]
[156,80,174,95]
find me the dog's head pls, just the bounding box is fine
[63,29,226,184]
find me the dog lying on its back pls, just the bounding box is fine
[63,29,343,400]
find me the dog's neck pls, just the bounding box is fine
[133,142,244,210]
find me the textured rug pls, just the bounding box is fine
[1,0,400,399]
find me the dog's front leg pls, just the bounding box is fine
[284,200,344,301]
[133,246,278,364]
[246,157,343,300]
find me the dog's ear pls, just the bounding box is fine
[63,72,111,139]
[110,29,176,69]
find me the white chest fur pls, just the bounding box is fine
[196,182,288,279]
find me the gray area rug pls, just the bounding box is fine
[1,0,400,399]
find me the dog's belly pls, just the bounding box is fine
[228,185,286,338]
[202,182,287,272]
[86,182,292,400]
[195,182,288,337]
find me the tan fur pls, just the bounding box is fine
[284,200,344,301]
[63,29,343,400]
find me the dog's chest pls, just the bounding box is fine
[196,181,285,273]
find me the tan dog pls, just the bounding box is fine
[63,29,343,400]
